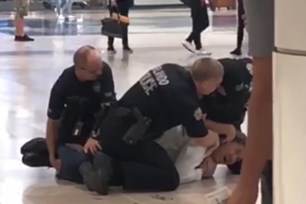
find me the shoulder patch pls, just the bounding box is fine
[193,108,203,121]
[246,63,253,75]
[93,81,102,93]
[235,83,244,91]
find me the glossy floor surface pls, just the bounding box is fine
[0,8,258,204]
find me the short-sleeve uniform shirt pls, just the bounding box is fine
[47,62,115,145]
[116,63,208,139]
[201,58,253,127]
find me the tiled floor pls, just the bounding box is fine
[0,8,257,204]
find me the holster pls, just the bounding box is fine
[121,107,151,144]
[93,105,151,145]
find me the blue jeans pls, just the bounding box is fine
[57,145,90,184]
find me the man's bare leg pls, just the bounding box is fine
[14,0,33,41]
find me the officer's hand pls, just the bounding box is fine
[84,138,102,154]
[227,183,258,204]
[224,125,236,143]
[50,157,61,171]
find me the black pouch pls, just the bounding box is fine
[122,107,151,145]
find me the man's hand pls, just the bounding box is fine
[227,184,258,204]
[84,137,102,154]
[50,157,61,171]
[198,157,217,178]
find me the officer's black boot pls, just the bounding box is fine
[93,152,113,195]
[79,162,96,191]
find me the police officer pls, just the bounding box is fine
[46,45,116,184]
[80,57,224,195]
[202,57,253,130]
[157,57,252,184]
[201,57,253,173]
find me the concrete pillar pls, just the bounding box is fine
[274,0,306,203]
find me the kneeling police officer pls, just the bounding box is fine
[81,58,224,195]
[46,45,116,183]
[201,57,253,173]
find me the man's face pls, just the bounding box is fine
[80,50,103,81]
[211,142,245,165]
[199,76,223,95]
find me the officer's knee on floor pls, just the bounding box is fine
[164,171,180,191]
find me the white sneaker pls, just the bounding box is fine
[182,41,196,53]
[195,49,212,55]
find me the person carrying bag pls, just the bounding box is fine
[101,0,133,53]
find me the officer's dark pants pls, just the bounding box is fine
[108,1,130,48]
[186,3,209,50]
[57,145,88,184]
[99,118,179,191]
[235,0,245,50]
[261,160,273,204]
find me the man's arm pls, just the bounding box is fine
[46,77,66,168]
[205,120,236,141]
[46,118,60,160]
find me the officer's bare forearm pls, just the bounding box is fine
[46,119,59,159]
[205,120,231,135]
[192,130,218,149]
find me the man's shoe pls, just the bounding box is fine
[79,162,96,191]
[230,48,242,56]
[14,34,34,42]
[123,46,133,53]
[93,152,113,195]
[182,41,195,53]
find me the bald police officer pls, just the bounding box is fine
[46,45,116,184]
[81,58,224,195]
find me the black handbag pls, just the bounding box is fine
[101,3,128,39]
[101,17,126,38]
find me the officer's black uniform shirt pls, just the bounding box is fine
[201,58,253,128]
[47,62,115,145]
[118,63,208,139]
